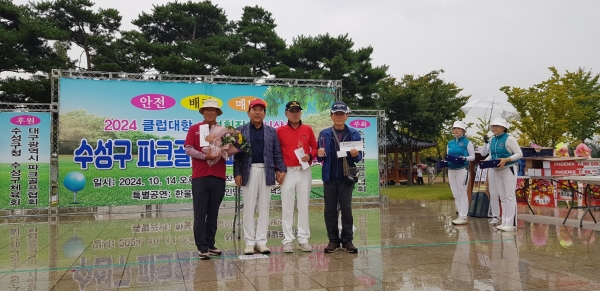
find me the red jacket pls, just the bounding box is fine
[276,122,318,167]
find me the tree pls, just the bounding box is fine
[33,0,122,70]
[91,30,149,73]
[378,70,470,185]
[0,0,71,103]
[501,67,600,147]
[270,33,387,109]
[132,0,242,75]
[223,5,285,77]
[468,117,491,147]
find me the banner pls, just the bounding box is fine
[0,112,51,208]
[58,78,379,207]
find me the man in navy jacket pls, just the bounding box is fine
[234,99,287,255]
[317,101,362,253]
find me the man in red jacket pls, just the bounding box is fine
[276,101,318,253]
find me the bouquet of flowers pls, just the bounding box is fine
[555,142,569,157]
[202,126,251,167]
[221,127,251,155]
[574,143,591,158]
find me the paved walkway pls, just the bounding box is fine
[1,200,599,290]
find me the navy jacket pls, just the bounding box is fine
[233,123,287,186]
[317,126,363,182]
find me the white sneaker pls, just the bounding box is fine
[283,242,294,253]
[298,242,312,252]
[244,245,255,255]
[451,217,467,225]
[489,217,500,225]
[497,225,516,232]
[254,245,271,254]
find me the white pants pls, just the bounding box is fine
[242,167,271,246]
[449,168,469,219]
[488,165,518,227]
[280,167,312,244]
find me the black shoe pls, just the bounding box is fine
[324,242,340,253]
[208,247,222,256]
[342,241,358,253]
[198,251,210,260]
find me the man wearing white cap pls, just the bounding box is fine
[184,98,226,260]
[482,117,522,231]
[447,120,475,225]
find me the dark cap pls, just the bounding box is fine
[330,101,350,113]
[249,99,267,109]
[285,101,303,111]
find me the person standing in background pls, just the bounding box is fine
[276,101,318,253]
[483,117,523,232]
[416,166,424,185]
[427,164,436,185]
[447,120,475,225]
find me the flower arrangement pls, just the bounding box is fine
[221,127,251,155]
[515,178,530,202]
[202,126,251,167]
[555,142,569,157]
[574,143,591,158]
[590,184,600,197]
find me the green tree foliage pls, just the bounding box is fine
[33,0,122,70]
[132,0,241,75]
[0,0,71,103]
[379,70,470,184]
[0,0,69,73]
[501,67,600,147]
[262,86,335,117]
[468,117,491,147]
[224,5,285,77]
[0,76,52,103]
[270,33,387,109]
[91,30,149,73]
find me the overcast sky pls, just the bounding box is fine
[12,0,600,106]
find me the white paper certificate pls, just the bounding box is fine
[338,141,363,152]
[199,124,210,147]
[294,148,310,170]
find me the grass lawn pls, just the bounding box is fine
[382,181,454,200]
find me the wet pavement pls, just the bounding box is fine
[1,199,600,290]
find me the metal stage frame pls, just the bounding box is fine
[1,70,387,220]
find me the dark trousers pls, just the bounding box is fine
[324,179,354,244]
[417,177,424,185]
[191,176,225,252]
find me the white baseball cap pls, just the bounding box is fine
[452,121,466,131]
[490,117,508,129]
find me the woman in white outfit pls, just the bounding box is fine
[446,121,475,225]
[483,117,523,232]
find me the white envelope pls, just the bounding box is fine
[338,141,363,152]
[199,124,210,147]
[294,148,310,170]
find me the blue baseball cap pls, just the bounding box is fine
[331,101,350,113]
